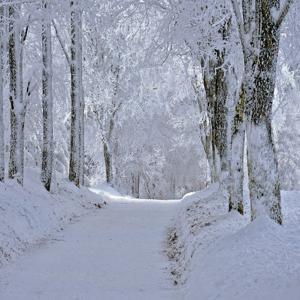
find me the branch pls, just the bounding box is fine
[52,19,71,66]
[24,80,38,112]
[276,0,294,29]
[230,0,246,56]
[21,15,31,44]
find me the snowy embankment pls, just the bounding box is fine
[0,169,104,267]
[167,185,300,299]
[0,186,180,300]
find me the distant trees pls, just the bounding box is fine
[150,0,295,222]
[0,0,297,210]
[0,0,86,190]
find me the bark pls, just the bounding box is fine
[8,4,23,185]
[131,172,140,198]
[230,0,289,223]
[0,2,4,182]
[103,142,112,184]
[41,0,54,191]
[247,3,282,223]
[229,84,246,214]
[102,64,121,184]
[191,66,215,183]
[201,19,231,183]
[202,56,229,181]
[69,0,84,187]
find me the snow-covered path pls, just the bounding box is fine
[0,189,181,300]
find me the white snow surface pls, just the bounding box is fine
[169,185,300,300]
[1,176,300,300]
[0,169,103,267]
[0,181,181,300]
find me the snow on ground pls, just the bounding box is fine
[0,169,104,267]
[0,185,182,300]
[1,175,300,300]
[168,185,300,300]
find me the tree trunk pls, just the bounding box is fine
[247,9,282,224]
[69,0,84,187]
[103,141,113,184]
[229,83,246,214]
[191,65,215,183]
[201,37,230,183]
[0,3,4,182]
[41,0,54,191]
[8,4,23,185]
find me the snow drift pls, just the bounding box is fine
[167,186,300,299]
[0,169,104,266]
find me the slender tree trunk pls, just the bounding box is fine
[41,0,54,191]
[8,4,23,185]
[103,141,112,184]
[0,2,4,182]
[69,0,84,187]
[19,33,25,184]
[201,20,231,183]
[131,172,140,198]
[202,58,229,182]
[202,65,220,182]
[192,65,215,183]
[78,5,84,186]
[229,83,246,214]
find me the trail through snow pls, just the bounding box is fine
[0,188,182,300]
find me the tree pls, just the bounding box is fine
[41,0,54,191]
[69,0,84,187]
[230,0,294,224]
[0,1,4,182]
[8,3,23,184]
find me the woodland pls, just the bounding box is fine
[0,1,299,299]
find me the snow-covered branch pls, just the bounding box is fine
[230,0,246,55]
[276,0,294,29]
[52,19,71,66]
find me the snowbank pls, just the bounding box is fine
[0,169,105,266]
[166,184,248,285]
[168,186,300,299]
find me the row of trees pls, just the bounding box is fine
[0,0,297,225]
[0,0,84,190]
[149,0,294,223]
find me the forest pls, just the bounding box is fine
[0,0,299,299]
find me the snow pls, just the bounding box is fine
[169,186,300,300]
[0,184,181,300]
[0,169,104,267]
[1,177,300,300]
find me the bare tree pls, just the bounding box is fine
[0,1,4,182]
[8,3,23,184]
[41,0,54,191]
[69,0,84,187]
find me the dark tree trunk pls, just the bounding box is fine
[8,4,23,185]
[41,0,54,191]
[69,0,84,187]
[0,2,4,182]
[103,142,113,184]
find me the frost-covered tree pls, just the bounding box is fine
[0,1,4,182]
[69,0,84,187]
[8,3,24,184]
[230,0,294,223]
[41,0,54,191]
